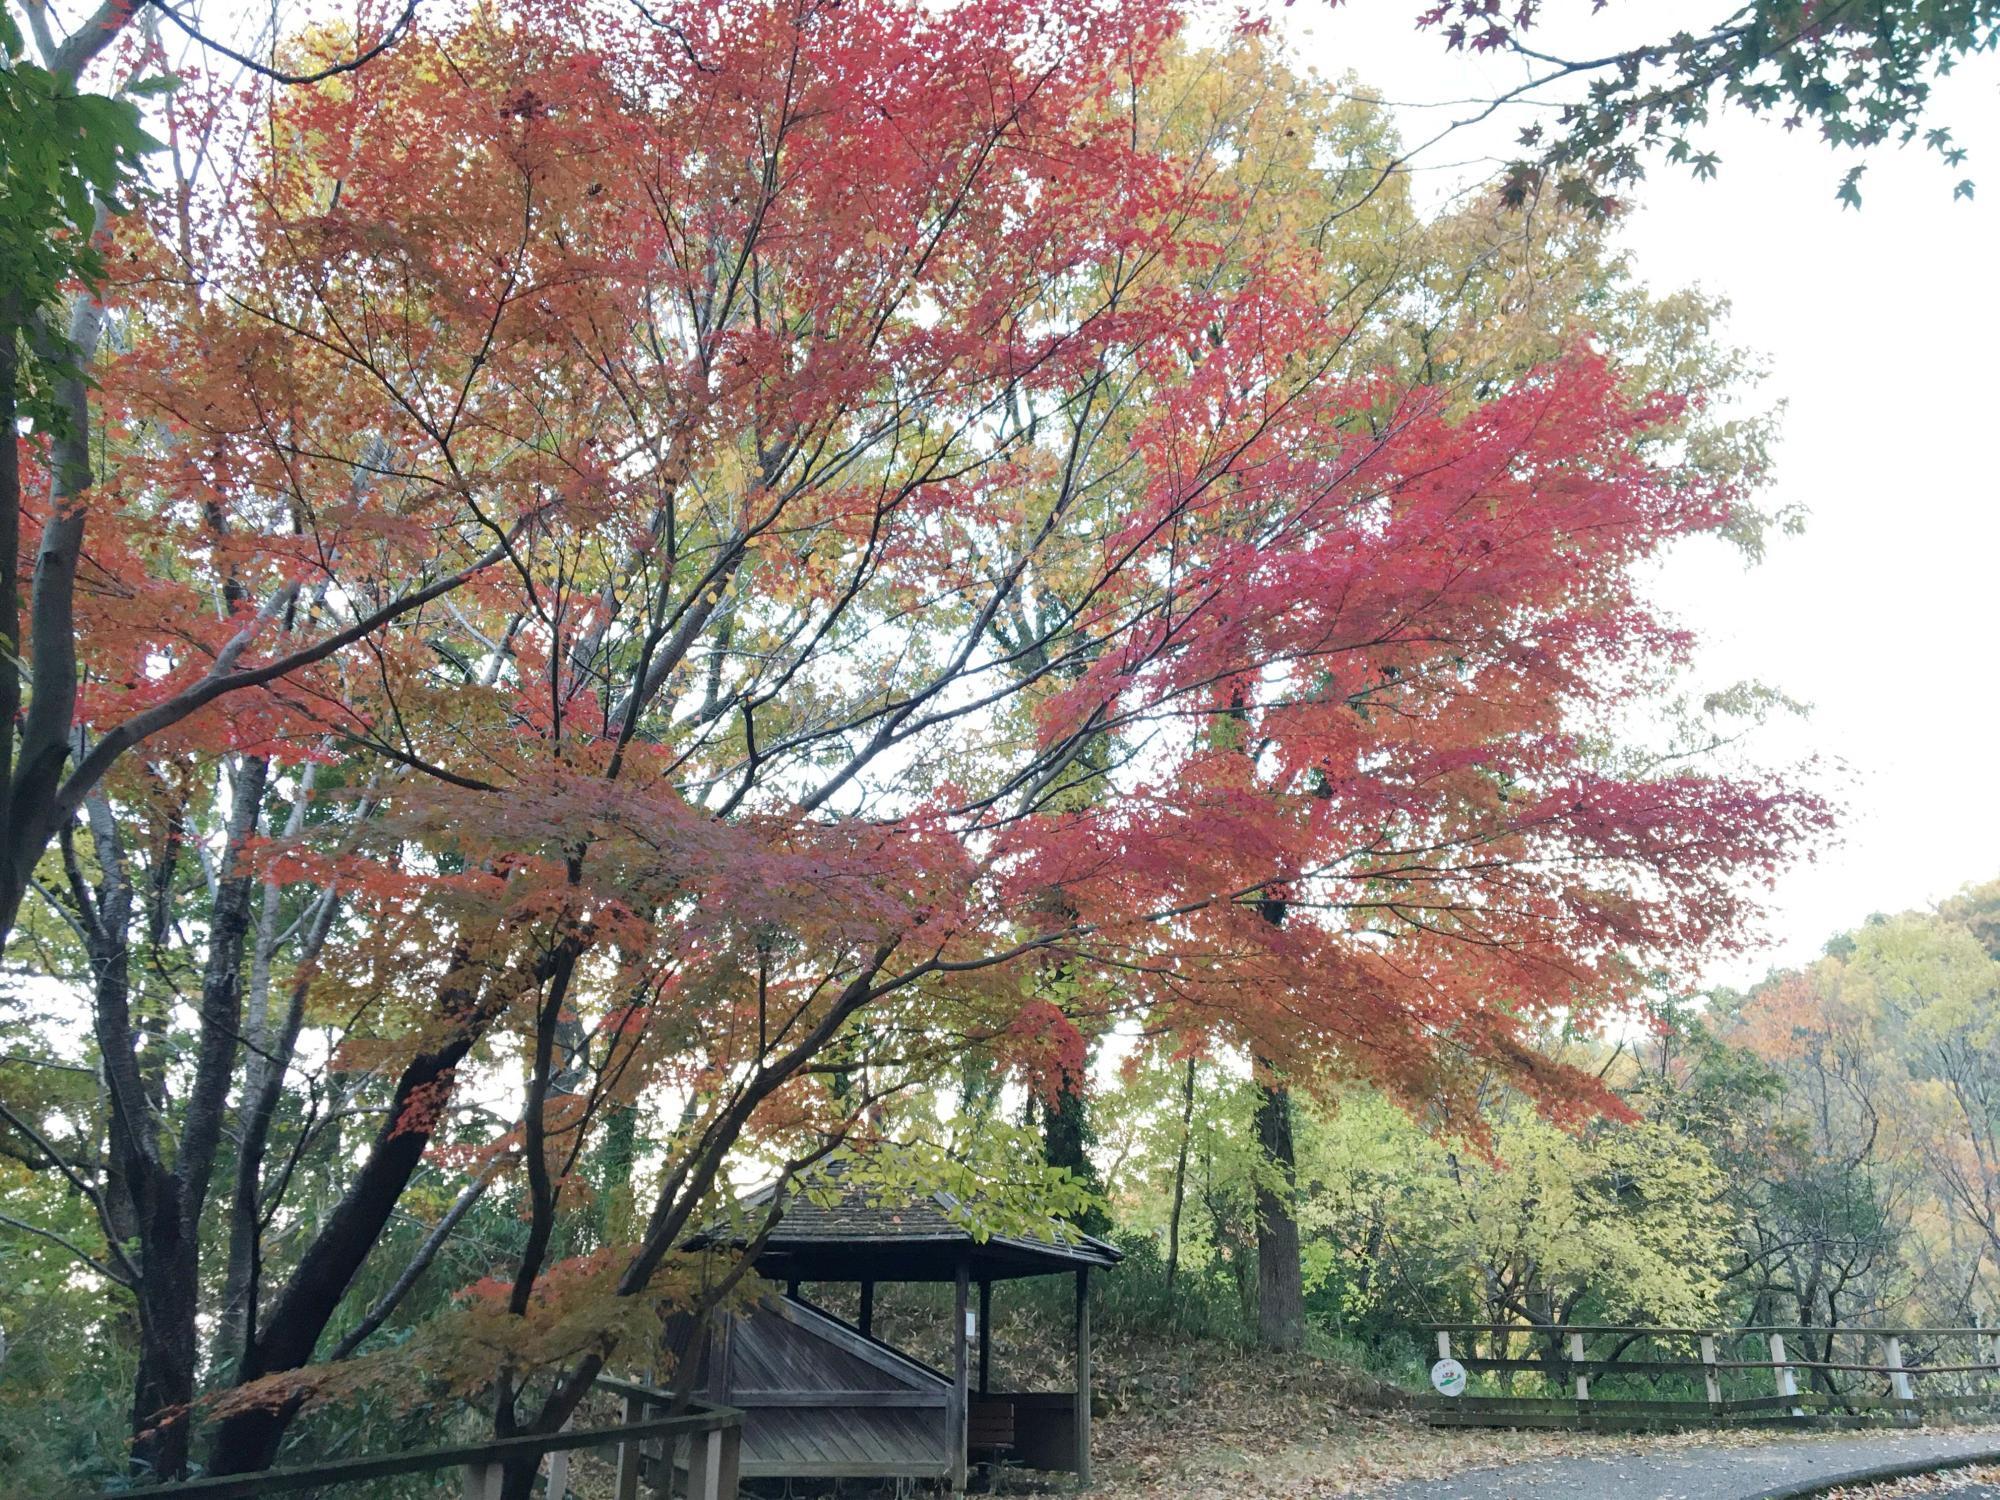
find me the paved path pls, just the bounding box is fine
[1371,1430,2000,1499]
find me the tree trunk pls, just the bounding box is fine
[1250,892,1305,1350]
[1252,1061,1305,1351]
[219,882,337,1374]
[74,802,184,1479]
[126,1173,198,1481]
[1039,1061,1083,1158]
[594,1099,638,1245]
[0,299,105,949]
[1,298,21,806]
[1043,1077,1111,1235]
[1166,1055,1195,1294]
[98,758,268,1478]
[206,950,506,1475]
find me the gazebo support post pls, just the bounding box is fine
[950,1258,971,1493]
[978,1279,992,1396]
[1074,1266,1092,1485]
[859,1280,875,1339]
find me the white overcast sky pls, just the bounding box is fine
[1266,2,2000,987]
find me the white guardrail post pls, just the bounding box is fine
[1880,1333,1916,1425]
[1769,1332,1804,1417]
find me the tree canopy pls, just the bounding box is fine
[7,0,1958,1491]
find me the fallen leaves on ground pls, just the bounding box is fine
[1073,1335,1778,1499]
[1828,1464,2000,1496]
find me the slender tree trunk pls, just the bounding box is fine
[329,1168,496,1361]
[73,800,181,1479]
[118,759,269,1475]
[0,298,105,950]
[1351,1212,1385,1322]
[73,823,195,1483]
[207,947,511,1475]
[1035,899,1107,1233]
[81,850,198,1482]
[1166,1055,1195,1294]
[219,884,338,1373]
[596,1099,638,1244]
[0,0,145,942]
[178,757,270,1213]
[219,763,331,1369]
[1,300,21,805]
[1249,890,1305,1350]
[1252,1060,1305,1351]
[492,940,588,1459]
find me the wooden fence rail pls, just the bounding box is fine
[1422,1323,2000,1432]
[84,1380,741,1500]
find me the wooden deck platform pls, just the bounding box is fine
[695,1293,1089,1487]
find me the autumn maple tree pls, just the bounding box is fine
[1412,0,2000,209]
[1704,894,2000,1350]
[0,0,1838,1489]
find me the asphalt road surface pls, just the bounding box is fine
[1371,1430,2000,1499]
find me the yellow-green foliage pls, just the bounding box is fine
[1100,1046,1729,1332]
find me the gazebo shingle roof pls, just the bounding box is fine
[711,1161,1122,1283]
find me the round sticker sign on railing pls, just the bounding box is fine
[1430,1357,1467,1397]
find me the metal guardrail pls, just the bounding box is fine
[1421,1322,2000,1431]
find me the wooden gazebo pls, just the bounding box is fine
[690,1169,1120,1493]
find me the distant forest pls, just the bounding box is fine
[1091,883,2000,1352]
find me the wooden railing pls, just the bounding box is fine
[86,1379,742,1500]
[1422,1323,2000,1430]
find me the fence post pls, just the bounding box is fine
[1881,1333,1916,1418]
[1701,1334,1723,1414]
[1976,1314,1997,1380]
[686,1420,742,1500]
[692,1424,748,1500]
[1437,1329,1452,1363]
[686,1312,736,1499]
[658,1403,686,1500]
[541,1413,575,1500]
[462,1463,502,1500]
[615,1391,645,1500]
[715,1423,742,1500]
[1769,1332,1803,1417]
[1569,1331,1591,1411]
